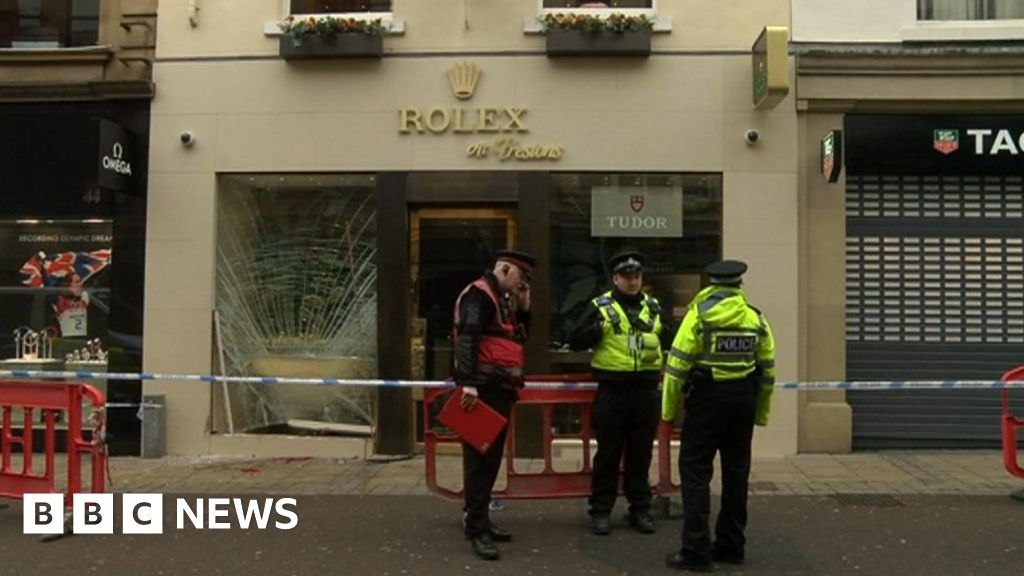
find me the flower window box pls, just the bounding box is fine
[278,16,384,60]
[542,13,653,57]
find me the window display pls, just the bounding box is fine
[0,219,112,361]
[548,173,722,347]
[216,174,378,435]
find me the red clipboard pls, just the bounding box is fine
[437,388,508,454]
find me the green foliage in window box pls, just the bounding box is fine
[542,13,653,57]
[278,16,384,48]
[541,12,654,34]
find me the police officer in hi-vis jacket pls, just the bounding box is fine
[569,251,671,536]
[452,249,536,561]
[661,260,776,572]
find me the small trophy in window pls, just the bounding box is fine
[22,330,39,360]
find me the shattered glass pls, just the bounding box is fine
[215,174,378,435]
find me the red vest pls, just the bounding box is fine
[453,277,524,376]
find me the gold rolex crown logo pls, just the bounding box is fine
[447,61,480,100]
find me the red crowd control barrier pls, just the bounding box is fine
[424,374,677,500]
[655,419,680,498]
[0,380,107,504]
[1000,366,1024,480]
[424,376,595,500]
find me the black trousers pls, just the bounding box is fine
[462,384,517,538]
[588,380,660,516]
[677,376,758,562]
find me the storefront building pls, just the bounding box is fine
[0,1,155,454]
[149,0,800,457]
[794,0,1024,451]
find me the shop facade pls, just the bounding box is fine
[794,0,1024,451]
[148,0,799,457]
[0,1,155,455]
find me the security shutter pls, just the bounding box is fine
[845,174,1024,449]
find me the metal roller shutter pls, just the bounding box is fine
[845,173,1024,449]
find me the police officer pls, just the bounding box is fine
[661,260,775,572]
[569,252,667,536]
[452,249,536,561]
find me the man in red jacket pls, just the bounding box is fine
[452,249,536,561]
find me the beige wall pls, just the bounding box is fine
[792,0,914,42]
[147,2,797,456]
[792,0,1024,43]
[796,112,849,453]
[156,0,789,57]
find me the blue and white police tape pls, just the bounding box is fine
[1,369,1023,391]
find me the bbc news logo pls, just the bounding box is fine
[23,494,298,534]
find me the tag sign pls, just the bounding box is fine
[590,186,683,238]
[752,26,789,109]
[821,129,842,183]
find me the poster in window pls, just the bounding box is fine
[0,221,112,357]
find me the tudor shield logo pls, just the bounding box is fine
[629,194,644,213]
[933,129,959,155]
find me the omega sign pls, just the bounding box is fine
[102,142,132,176]
[398,61,564,162]
[96,119,133,190]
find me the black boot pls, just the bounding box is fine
[489,523,513,542]
[665,552,714,572]
[470,533,500,560]
[711,547,744,565]
[628,510,656,534]
[590,514,611,536]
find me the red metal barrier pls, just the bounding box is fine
[0,380,107,504]
[1000,366,1024,480]
[655,419,680,498]
[425,374,678,500]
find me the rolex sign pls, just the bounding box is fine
[590,186,683,238]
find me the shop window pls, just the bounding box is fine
[548,173,722,352]
[0,218,113,361]
[542,0,654,12]
[0,0,99,48]
[289,0,391,15]
[918,0,1024,20]
[215,174,378,436]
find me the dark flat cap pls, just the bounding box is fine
[496,250,537,274]
[706,260,747,285]
[610,251,644,275]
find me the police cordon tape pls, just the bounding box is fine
[2,369,1024,395]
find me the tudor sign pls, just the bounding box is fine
[591,186,683,238]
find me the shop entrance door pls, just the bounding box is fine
[409,208,517,387]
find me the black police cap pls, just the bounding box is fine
[609,251,644,275]
[706,259,747,285]
[495,250,537,276]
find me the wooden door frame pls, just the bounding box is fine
[408,207,518,451]
[375,172,551,456]
[409,206,517,321]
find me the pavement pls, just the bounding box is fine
[1,451,1022,576]
[99,450,1023,497]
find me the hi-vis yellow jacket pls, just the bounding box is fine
[589,291,663,373]
[661,285,775,426]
